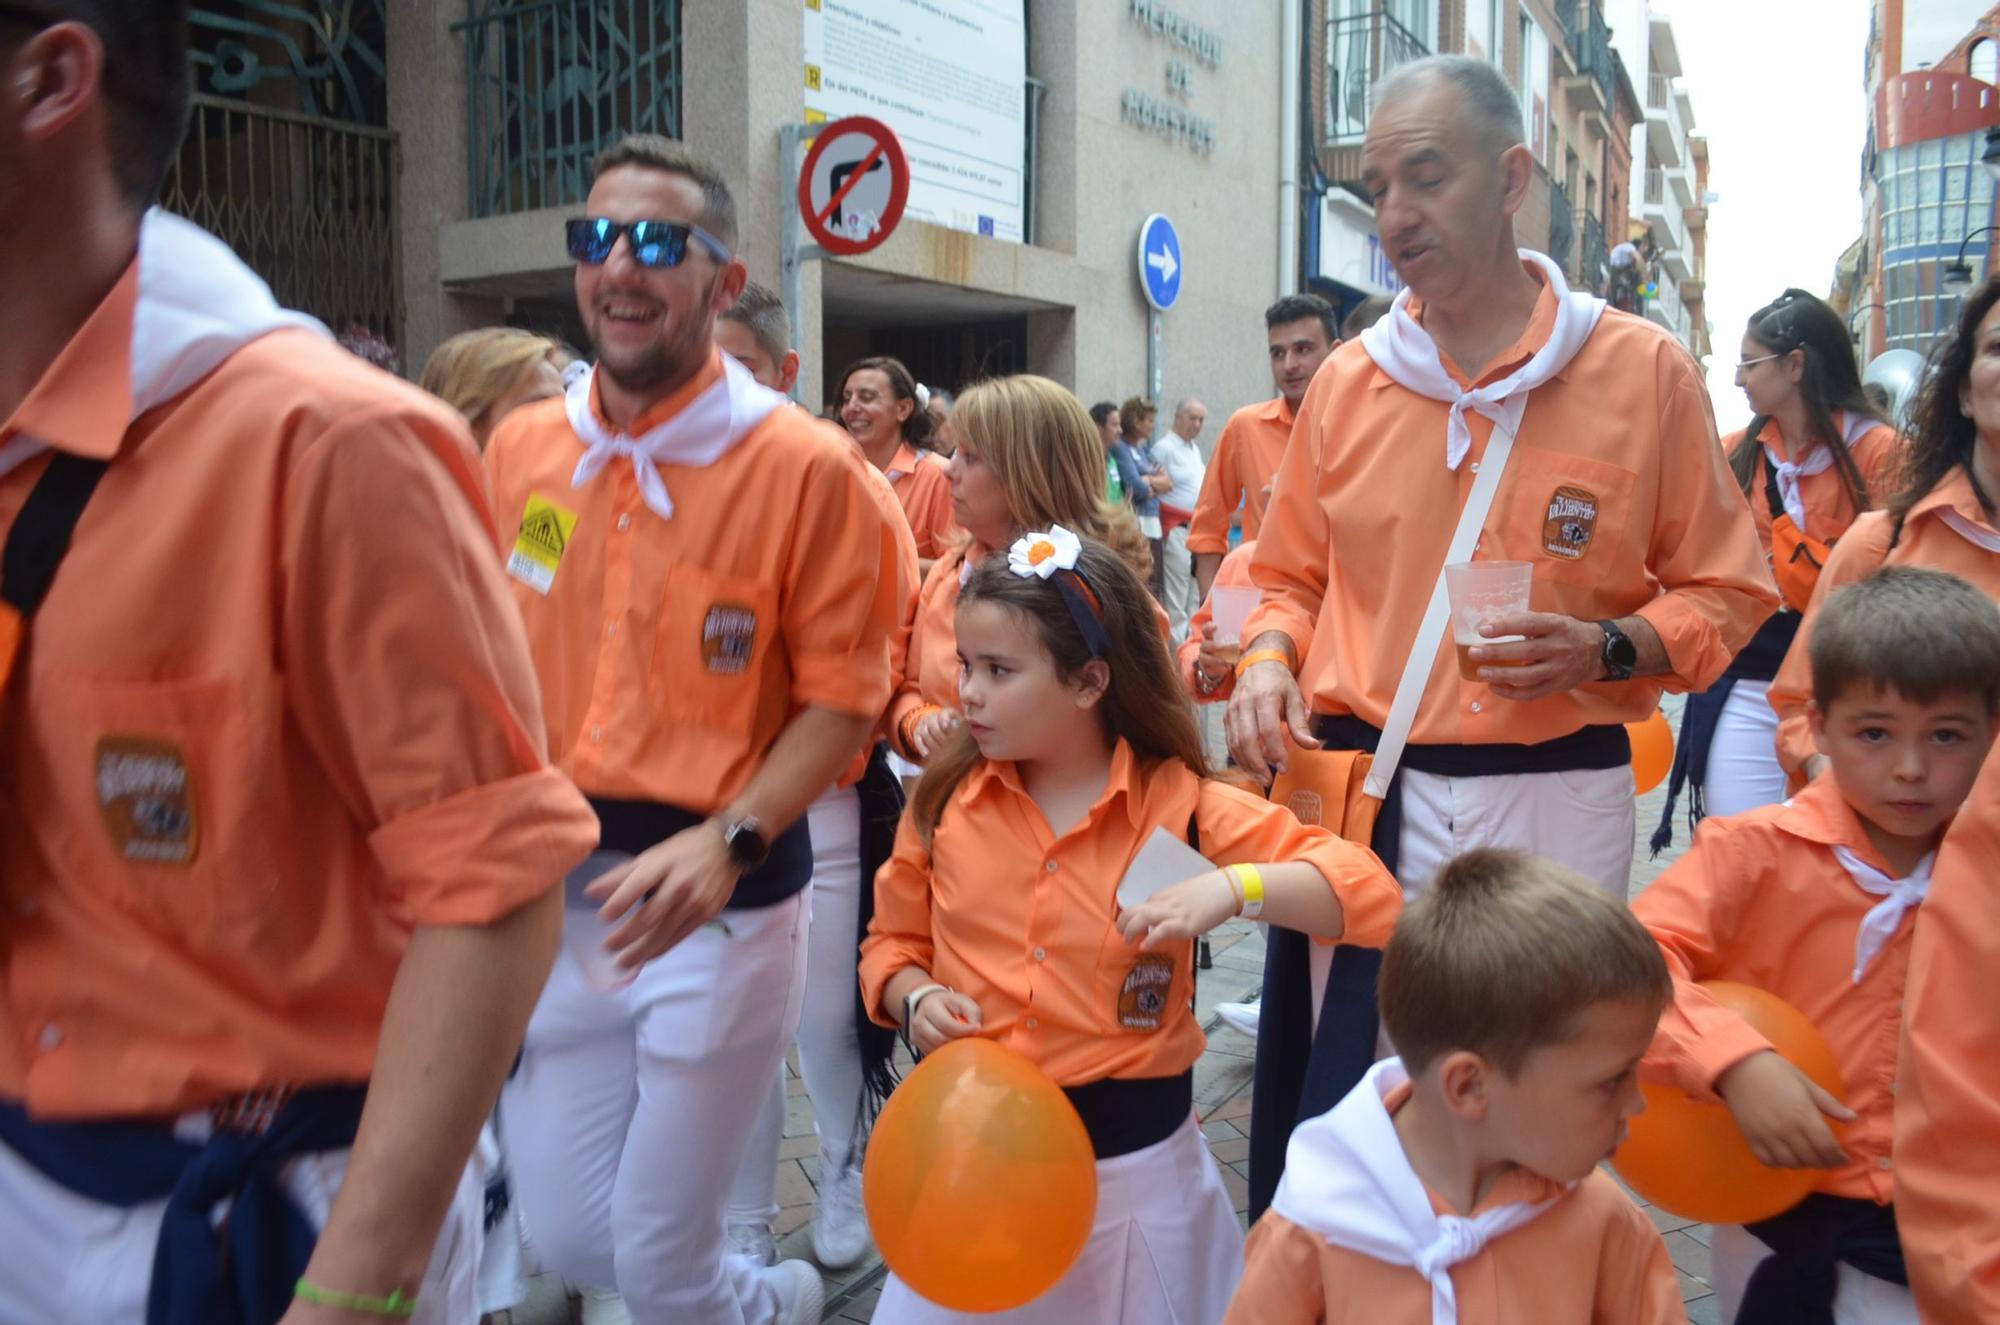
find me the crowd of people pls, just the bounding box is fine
[4,6,2000,1325]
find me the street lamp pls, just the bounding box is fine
[1847,301,1887,344]
[1943,225,1999,294]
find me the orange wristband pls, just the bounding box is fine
[899,703,941,750]
[1235,648,1293,678]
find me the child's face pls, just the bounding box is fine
[1482,998,1658,1185]
[1811,683,1996,856]
[955,599,1105,763]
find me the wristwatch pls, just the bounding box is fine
[720,815,770,871]
[1595,619,1637,682]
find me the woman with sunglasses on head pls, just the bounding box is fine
[839,355,960,577]
[1652,290,1901,850]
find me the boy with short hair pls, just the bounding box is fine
[1633,566,2000,1324]
[1224,849,1686,1324]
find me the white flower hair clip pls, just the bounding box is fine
[1007,525,1083,580]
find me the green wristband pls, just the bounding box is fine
[294,1277,418,1317]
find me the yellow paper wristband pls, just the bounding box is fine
[1230,863,1266,918]
[1234,648,1292,678]
[294,1278,417,1317]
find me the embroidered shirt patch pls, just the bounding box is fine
[1542,484,1599,561]
[96,736,198,865]
[702,603,758,674]
[1117,953,1176,1030]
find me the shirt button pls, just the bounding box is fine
[605,622,618,640]
[1470,701,1483,714]
[1877,1157,1894,1170]
[1032,947,1047,962]
[37,1024,61,1052]
[1044,860,1059,874]
[590,725,605,743]
[617,513,632,531]
[1470,461,1482,472]
[1025,1017,1040,1030]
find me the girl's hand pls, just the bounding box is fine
[908,988,984,1055]
[1117,870,1242,951]
[913,707,964,759]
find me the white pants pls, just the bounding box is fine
[872,1111,1242,1325]
[1704,679,1790,819]
[1709,1222,1918,1325]
[0,1116,483,1325]
[729,784,868,1226]
[1308,764,1638,1030]
[1162,525,1198,644]
[502,886,810,1325]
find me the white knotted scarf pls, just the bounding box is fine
[566,351,783,520]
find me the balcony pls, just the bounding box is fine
[1640,164,1690,265]
[457,0,684,220]
[1646,267,1687,341]
[1548,177,1575,272]
[1578,211,1609,294]
[1645,71,1685,168]
[1325,9,1429,145]
[1556,0,1616,112]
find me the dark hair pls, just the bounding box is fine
[1380,849,1670,1077]
[910,536,1207,840]
[1730,289,1881,516]
[1265,293,1339,343]
[1088,400,1119,428]
[1339,293,1395,340]
[1,0,191,206]
[836,355,932,446]
[1809,566,2000,713]
[591,134,739,250]
[1892,274,2000,542]
[721,280,791,362]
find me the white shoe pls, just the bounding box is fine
[810,1154,873,1270]
[1216,999,1260,1038]
[766,1258,826,1325]
[726,1218,778,1269]
[577,1286,634,1325]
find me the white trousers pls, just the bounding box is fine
[729,784,868,1226]
[0,1117,483,1325]
[1704,679,1791,819]
[1308,764,1638,1030]
[1162,525,1198,644]
[1709,1222,1918,1325]
[502,886,810,1325]
[872,1111,1242,1325]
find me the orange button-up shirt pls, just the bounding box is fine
[483,356,896,812]
[1898,740,2000,1324]
[1632,775,1915,1203]
[884,442,959,562]
[1179,540,1258,703]
[1767,469,2000,777]
[860,740,1401,1086]
[1245,270,1777,746]
[1226,1127,1683,1323]
[842,454,920,786]
[1726,415,1902,552]
[0,265,596,1120]
[1188,396,1294,554]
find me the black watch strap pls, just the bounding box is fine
[1596,619,1637,681]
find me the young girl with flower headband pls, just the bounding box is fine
[860,527,1403,1324]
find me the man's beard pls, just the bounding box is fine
[590,269,718,394]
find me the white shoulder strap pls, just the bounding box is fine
[1363,419,1522,799]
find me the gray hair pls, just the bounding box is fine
[721,281,792,364]
[1173,397,1205,418]
[1376,55,1525,153]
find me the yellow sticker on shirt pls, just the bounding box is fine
[507,494,579,596]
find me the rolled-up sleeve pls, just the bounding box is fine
[860,813,940,1026]
[282,404,597,928]
[1633,348,1779,691]
[1195,782,1401,947]
[784,444,895,718]
[1244,375,1335,664]
[1187,429,1242,556]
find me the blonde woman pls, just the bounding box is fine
[419,327,566,451]
[887,374,1158,764]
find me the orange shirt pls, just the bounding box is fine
[1179,540,1259,703]
[1227,1150,1681,1323]
[1245,270,1776,746]
[884,442,959,562]
[1898,740,2000,1324]
[844,453,921,785]
[859,740,1401,1086]
[1188,396,1294,553]
[484,356,896,812]
[0,266,596,1119]
[1725,415,1902,552]
[1767,469,2000,777]
[1631,776,1914,1203]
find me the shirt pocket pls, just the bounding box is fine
[1094,924,1193,1036]
[1489,447,1640,594]
[647,563,782,740]
[30,673,283,935]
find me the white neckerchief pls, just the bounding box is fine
[566,352,783,521]
[1762,412,1879,530]
[1832,844,1933,983]
[1359,250,1607,472]
[1272,1059,1563,1325]
[0,208,327,482]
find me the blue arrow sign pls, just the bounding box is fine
[1137,213,1182,312]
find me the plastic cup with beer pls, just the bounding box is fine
[1208,585,1262,645]
[1445,560,1533,681]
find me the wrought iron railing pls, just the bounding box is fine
[457,0,684,219]
[162,93,402,347]
[1556,0,1616,107]
[1548,178,1575,270]
[1579,211,1608,293]
[188,0,389,124]
[1325,10,1429,143]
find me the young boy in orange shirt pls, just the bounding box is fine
[1225,849,1685,1324]
[1632,566,2000,1324]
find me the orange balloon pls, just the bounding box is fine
[864,1038,1097,1312]
[1628,708,1674,796]
[1613,981,1847,1225]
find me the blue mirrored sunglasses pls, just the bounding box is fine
[565,217,732,268]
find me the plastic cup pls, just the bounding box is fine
[1444,560,1532,680]
[562,850,636,993]
[1208,585,1263,645]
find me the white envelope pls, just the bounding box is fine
[1115,825,1217,910]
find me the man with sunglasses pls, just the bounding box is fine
[483,136,899,1325]
[0,4,600,1324]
